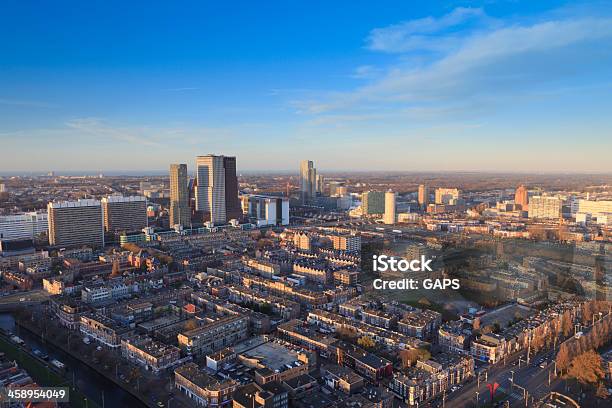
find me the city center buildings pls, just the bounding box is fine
[195,155,240,225]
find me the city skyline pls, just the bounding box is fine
[1,2,612,408]
[2,1,612,172]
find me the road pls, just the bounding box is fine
[445,348,561,407]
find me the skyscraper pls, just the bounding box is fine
[101,195,147,232]
[418,184,429,209]
[514,185,529,210]
[169,164,191,227]
[316,174,325,194]
[300,160,317,204]
[48,199,104,248]
[195,155,240,224]
[222,156,242,222]
[384,190,396,225]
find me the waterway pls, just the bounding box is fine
[0,313,146,408]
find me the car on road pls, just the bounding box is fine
[539,361,548,368]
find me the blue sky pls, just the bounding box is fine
[1,0,611,173]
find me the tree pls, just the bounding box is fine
[561,312,573,337]
[399,348,431,368]
[556,343,571,373]
[566,350,605,386]
[110,260,121,277]
[184,319,198,331]
[337,326,358,340]
[357,336,375,350]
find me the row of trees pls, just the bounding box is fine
[529,301,612,358]
[556,309,612,374]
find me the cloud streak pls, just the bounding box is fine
[366,7,490,53]
[300,10,612,118]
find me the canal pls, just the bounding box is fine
[0,313,146,408]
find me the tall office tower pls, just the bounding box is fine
[0,184,6,193]
[195,155,239,224]
[101,196,147,232]
[300,160,317,204]
[435,188,460,205]
[514,185,529,210]
[47,199,104,248]
[361,191,385,215]
[222,156,242,221]
[418,184,429,209]
[316,174,325,194]
[384,190,396,225]
[170,164,191,227]
[528,196,563,219]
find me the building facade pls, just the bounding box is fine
[195,155,240,225]
[175,363,237,407]
[528,196,563,219]
[362,191,385,215]
[383,191,396,225]
[514,185,529,210]
[101,195,147,233]
[170,163,191,227]
[417,184,429,209]
[0,212,48,241]
[434,188,460,205]
[240,194,290,226]
[300,160,317,204]
[47,199,105,248]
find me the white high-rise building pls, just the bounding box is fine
[300,160,317,204]
[384,190,396,225]
[0,184,6,193]
[195,155,226,225]
[0,212,48,241]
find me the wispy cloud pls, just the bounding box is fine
[299,9,612,118]
[0,99,57,108]
[366,7,491,53]
[65,118,164,147]
[351,65,382,79]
